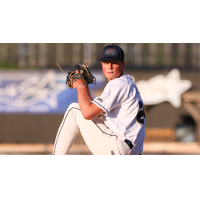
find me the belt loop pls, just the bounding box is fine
[124,139,134,149]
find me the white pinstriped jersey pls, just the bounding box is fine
[92,74,146,152]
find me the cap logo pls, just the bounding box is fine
[104,48,117,56]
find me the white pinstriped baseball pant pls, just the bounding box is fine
[52,103,137,155]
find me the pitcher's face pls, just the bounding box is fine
[101,61,125,82]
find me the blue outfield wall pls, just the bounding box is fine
[0,70,105,114]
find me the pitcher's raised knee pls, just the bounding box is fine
[68,103,79,110]
[64,103,80,116]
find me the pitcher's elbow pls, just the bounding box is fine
[82,112,95,120]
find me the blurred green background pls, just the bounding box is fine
[0,43,199,70]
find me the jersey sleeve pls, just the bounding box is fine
[91,79,127,114]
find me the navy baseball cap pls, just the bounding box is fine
[98,45,124,61]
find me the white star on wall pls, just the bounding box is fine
[135,69,192,108]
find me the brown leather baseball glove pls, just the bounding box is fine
[66,60,96,89]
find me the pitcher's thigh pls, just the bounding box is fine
[78,117,121,155]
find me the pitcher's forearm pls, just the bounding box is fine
[77,85,94,119]
[76,85,103,120]
[86,86,93,101]
[77,84,92,108]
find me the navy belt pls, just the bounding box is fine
[124,139,134,149]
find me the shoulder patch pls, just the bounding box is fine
[97,98,103,102]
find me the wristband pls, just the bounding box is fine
[75,84,87,90]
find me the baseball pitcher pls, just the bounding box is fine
[53,45,146,155]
